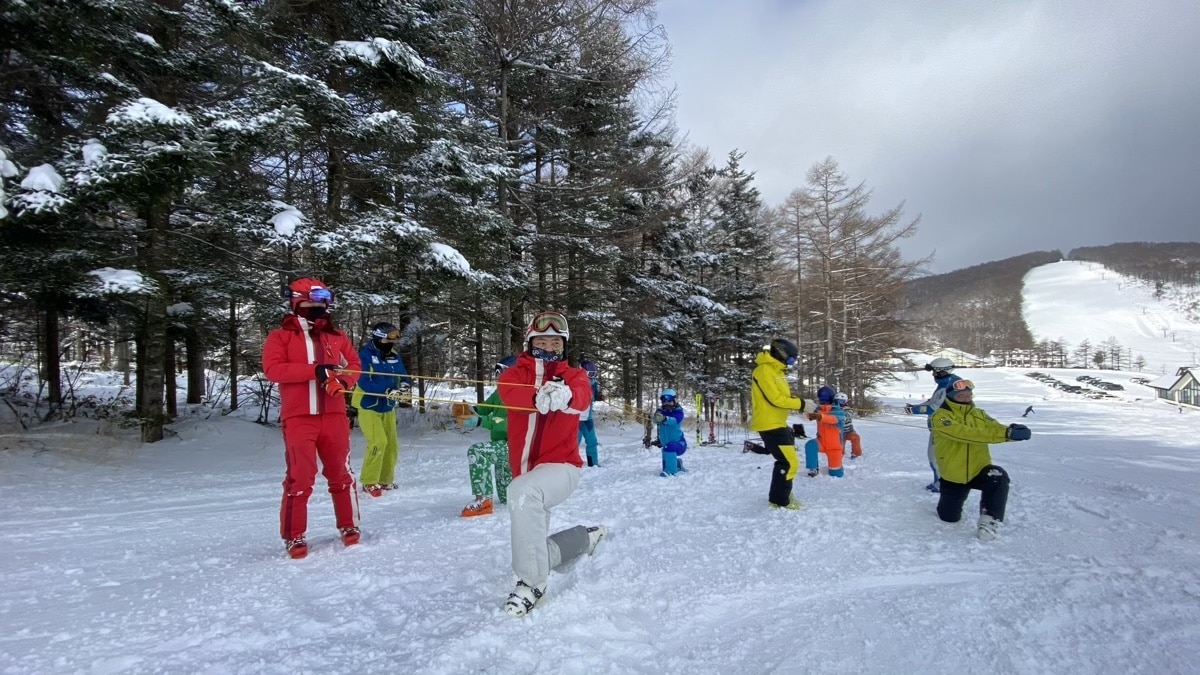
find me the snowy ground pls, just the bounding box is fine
[2,368,1199,675]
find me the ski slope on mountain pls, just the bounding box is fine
[1022,260,1200,374]
[2,367,1199,675]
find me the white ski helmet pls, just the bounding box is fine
[927,357,955,377]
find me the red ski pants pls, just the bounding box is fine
[845,431,862,458]
[280,413,360,540]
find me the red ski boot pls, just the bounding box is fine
[340,527,361,547]
[285,537,308,559]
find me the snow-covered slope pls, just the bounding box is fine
[2,372,1199,675]
[1022,260,1200,374]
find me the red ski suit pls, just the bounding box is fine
[497,354,591,477]
[262,315,362,540]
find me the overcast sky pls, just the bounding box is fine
[654,0,1200,273]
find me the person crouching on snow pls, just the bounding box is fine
[457,355,517,518]
[496,310,608,617]
[654,389,688,476]
[930,378,1031,541]
[804,385,846,477]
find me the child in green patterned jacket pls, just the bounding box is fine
[458,356,517,517]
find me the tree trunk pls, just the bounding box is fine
[228,298,239,411]
[474,292,485,403]
[185,323,203,405]
[164,329,178,420]
[137,203,170,443]
[42,304,62,409]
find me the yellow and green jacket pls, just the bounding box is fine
[930,399,1012,484]
[749,351,804,432]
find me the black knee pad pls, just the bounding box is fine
[983,465,1010,487]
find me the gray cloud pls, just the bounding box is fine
[656,0,1200,272]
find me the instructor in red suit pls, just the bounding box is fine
[262,277,362,559]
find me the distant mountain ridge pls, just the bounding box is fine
[900,242,1200,354]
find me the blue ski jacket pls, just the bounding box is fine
[352,341,410,413]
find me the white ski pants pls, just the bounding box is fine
[508,462,584,587]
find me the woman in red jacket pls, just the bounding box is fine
[262,278,362,559]
[497,311,608,617]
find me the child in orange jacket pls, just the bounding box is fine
[804,385,846,477]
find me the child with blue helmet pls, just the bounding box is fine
[654,389,687,476]
[578,359,603,467]
[906,358,958,493]
[804,385,847,477]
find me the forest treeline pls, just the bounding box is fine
[1,0,922,441]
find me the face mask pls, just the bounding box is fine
[530,347,564,363]
[296,305,328,321]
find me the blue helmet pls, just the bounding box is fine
[581,359,598,379]
[661,388,677,403]
[495,355,517,377]
[817,385,837,404]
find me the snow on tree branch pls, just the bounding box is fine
[332,39,431,79]
[107,98,195,127]
[87,268,156,295]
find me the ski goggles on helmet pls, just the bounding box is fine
[529,311,568,335]
[660,394,677,404]
[371,327,400,341]
[293,287,333,304]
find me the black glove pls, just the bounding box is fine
[1006,423,1031,441]
[315,364,340,383]
[791,423,807,438]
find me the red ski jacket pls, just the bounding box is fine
[498,353,591,477]
[262,315,361,421]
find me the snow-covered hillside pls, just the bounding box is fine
[2,369,1199,675]
[1022,260,1200,374]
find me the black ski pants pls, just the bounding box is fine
[759,427,799,507]
[937,464,1010,523]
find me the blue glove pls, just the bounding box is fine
[1006,424,1031,441]
[653,412,665,424]
[463,416,481,429]
[665,440,686,456]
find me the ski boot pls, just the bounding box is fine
[339,527,360,547]
[586,525,608,555]
[504,580,545,617]
[977,515,1000,541]
[461,497,494,518]
[770,495,803,511]
[285,536,308,559]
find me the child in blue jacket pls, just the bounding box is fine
[654,389,687,476]
[905,358,958,493]
[351,322,411,496]
[578,360,603,467]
